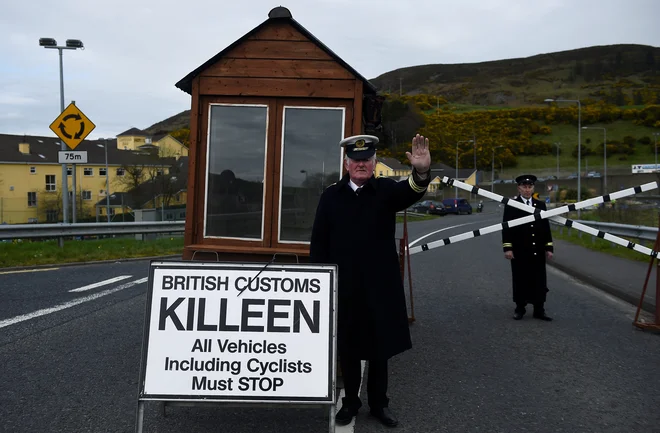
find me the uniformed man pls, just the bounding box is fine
[502,174,554,321]
[310,133,431,427]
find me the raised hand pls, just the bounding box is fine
[406,134,431,173]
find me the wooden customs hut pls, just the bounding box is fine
[175,6,382,262]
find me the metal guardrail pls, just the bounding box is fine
[0,221,185,240]
[551,219,658,242]
[0,219,656,243]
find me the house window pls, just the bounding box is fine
[46,210,58,222]
[99,168,107,176]
[116,168,125,176]
[30,167,36,174]
[205,104,268,240]
[82,190,92,200]
[379,171,383,176]
[27,192,37,207]
[45,175,56,191]
[175,194,181,202]
[179,212,186,219]
[156,169,164,176]
[278,106,344,243]
[84,168,93,176]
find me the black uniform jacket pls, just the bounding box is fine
[501,196,554,304]
[310,172,429,360]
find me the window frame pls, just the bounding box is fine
[276,104,346,245]
[191,96,353,253]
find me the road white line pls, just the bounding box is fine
[0,277,148,330]
[408,218,501,247]
[69,275,133,293]
[0,267,59,275]
[335,361,366,433]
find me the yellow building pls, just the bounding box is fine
[0,132,187,224]
[376,157,412,178]
[117,128,189,159]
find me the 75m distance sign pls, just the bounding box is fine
[58,151,88,164]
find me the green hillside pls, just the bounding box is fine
[370,44,660,107]
[140,44,660,178]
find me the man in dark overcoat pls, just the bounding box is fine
[502,174,554,321]
[310,133,431,427]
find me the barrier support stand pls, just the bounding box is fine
[399,210,415,323]
[633,214,660,331]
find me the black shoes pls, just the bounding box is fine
[370,407,399,427]
[533,313,553,321]
[513,312,524,320]
[335,405,359,425]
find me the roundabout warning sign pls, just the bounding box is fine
[49,102,96,149]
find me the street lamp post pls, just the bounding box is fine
[545,98,581,215]
[491,146,503,192]
[554,142,561,181]
[39,37,84,224]
[97,140,111,223]
[456,139,473,199]
[654,133,660,172]
[582,126,607,194]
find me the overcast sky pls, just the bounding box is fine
[1,0,659,140]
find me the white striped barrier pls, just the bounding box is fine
[407,179,659,257]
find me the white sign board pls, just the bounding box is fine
[632,164,660,174]
[138,261,337,404]
[58,151,88,164]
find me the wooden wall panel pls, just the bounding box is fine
[225,40,333,60]
[199,77,356,99]
[247,23,308,41]
[201,58,354,80]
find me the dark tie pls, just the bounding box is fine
[356,187,362,196]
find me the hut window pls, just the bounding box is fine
[278,106,345,243]
[205,104,268,240]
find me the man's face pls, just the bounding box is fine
[518,183,534,199]
[344,156,375,186]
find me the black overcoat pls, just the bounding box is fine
[310,173,428,360]
[501,196,554,305]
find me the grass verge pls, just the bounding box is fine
[551,225,655,263]
[0,237,184,268]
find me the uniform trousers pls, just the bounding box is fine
[340,354,389,410]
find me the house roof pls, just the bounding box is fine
[378,157,411,171]
[0,133,176,167]
[175,6,376,95]
[117,127,147,137]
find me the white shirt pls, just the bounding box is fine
[349,180,363,192]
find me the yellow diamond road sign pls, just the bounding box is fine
[49,103,96,150]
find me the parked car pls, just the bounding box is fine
[587,171,601,178]
[442,198,472,215]
[411,200,446,215]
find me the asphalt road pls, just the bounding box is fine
[1,212,659,433]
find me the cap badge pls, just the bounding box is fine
[355,139,365,148]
